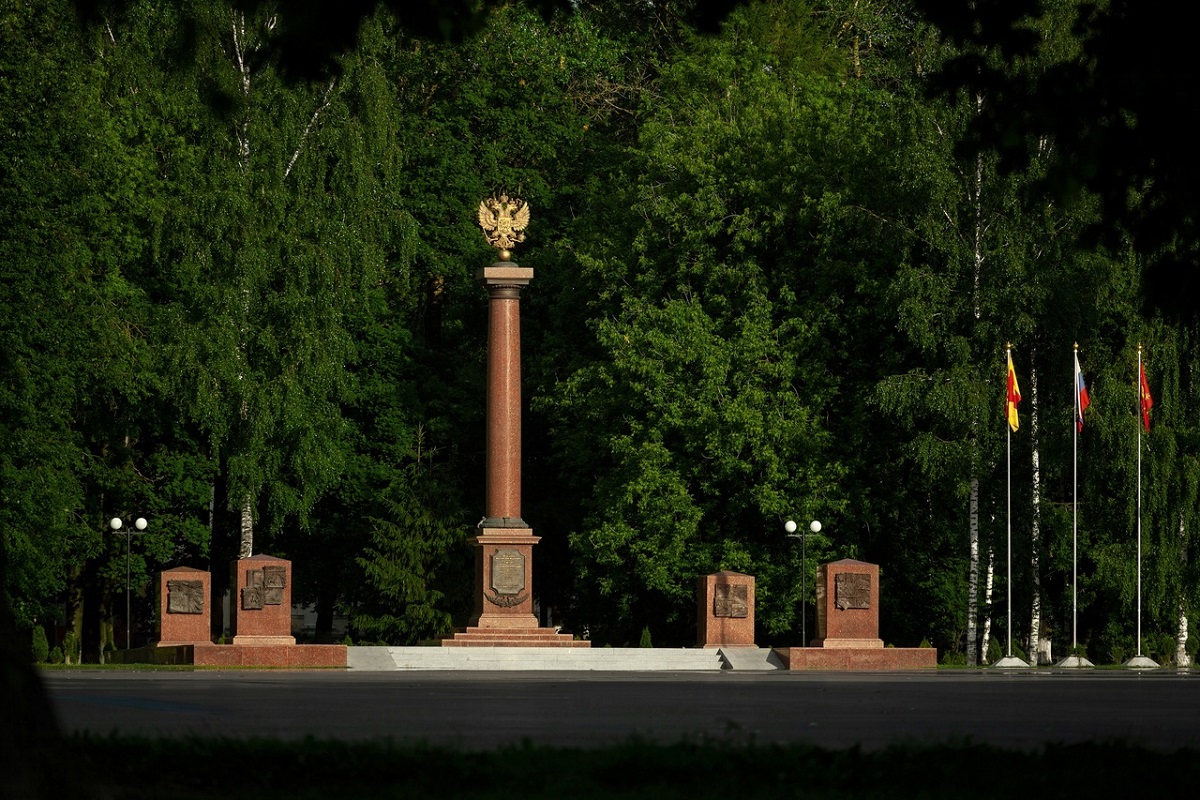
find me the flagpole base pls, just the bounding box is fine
[1122,655,1159,669]
[991,656,1030,669]
[1054,655,1094,668]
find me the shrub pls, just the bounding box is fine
[639,627,653,648]
[31,625,49,663]
[940,650,966,666]
[48,646,64,664]
[63,631,80,665]
[1144,632,1176,665]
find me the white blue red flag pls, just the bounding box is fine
[1074,351,1090,432]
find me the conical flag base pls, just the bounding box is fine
[991,655,1029,669]
[1054,654,1094,668]
[1122,655,1159,669]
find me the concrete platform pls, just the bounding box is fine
[348,645,734,671]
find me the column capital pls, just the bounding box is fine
[477,262,534,287]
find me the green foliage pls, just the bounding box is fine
[639,627,653,648]
[57,731,1200,798]
[1143,632,1176,667]
[3,0,1199,669]
[940,650,966,667]
[544,0,858,644]
[62,631,80,666]
[30,626,49,664]
[349,442,467,644]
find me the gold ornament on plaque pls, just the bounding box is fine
[478,194,530,260]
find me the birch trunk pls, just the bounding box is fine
[963,90,986,667]
[1177,515,1191,667]
[980,546,995,663]
[1028,357,1043,664]
[239,496,254,559]
[967,472,979,666]
[1176,604,1190,668]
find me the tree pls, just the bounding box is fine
[544,1,878,644]
[915,0,1200,318]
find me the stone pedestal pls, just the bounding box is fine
[814,559,883,648]
[230,554,295,646]
[470,526,539,629]
[134,561,345,667]
[157,566,211,646]
[442,254,585,648]
[696,571,756,647]
[775,558,936,670]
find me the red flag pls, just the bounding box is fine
[1139,361,1153,432]
[1074,351,1090,432]
[1006,351,1021,432]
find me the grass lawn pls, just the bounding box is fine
[45,733,1200,799]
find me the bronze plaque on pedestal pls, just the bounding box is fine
[490,549,526,595]
[166,580,204,614]
[713,584,749,618]
[835,573,871,610]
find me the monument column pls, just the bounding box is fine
[444,195,583,646]
[472,255,540,630]
[484,279,527,525]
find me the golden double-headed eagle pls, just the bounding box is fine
[478,194,530,254]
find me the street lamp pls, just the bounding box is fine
[109,516,148,651]
[785,519,822,647]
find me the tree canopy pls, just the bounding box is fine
[3,0,1198,670]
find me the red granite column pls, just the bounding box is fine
[485,283,524,524]
[470,259,540,630]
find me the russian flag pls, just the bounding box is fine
[1074,351,1090,432]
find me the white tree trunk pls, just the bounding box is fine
[1177,515,1191,667]
[980,546,995,663]
[967,473,980,666]
[963,90,986,667]
[239,496,254,559]
[1176,605,1190,668]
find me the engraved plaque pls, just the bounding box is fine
[835,573,871,610]
[490,549,525,595]
[264,587,284,605]
[242,586,264,610]
[167,580,204,614]
[263,565,287,588]
[246,569,264,588]
[712,584,749,618]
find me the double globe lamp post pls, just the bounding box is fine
[109,516,148,651]
[785,519,822,647]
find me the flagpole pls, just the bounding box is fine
[1122,345,1157,668]
[1057,349,1093,669]
[1006,344,1014,660]
[1072,343,1079,654]
[1137,344,1143,659]
[996,344,1028,668]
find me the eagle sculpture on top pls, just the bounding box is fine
[478,194,530,255]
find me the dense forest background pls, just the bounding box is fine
[4,0,1199,666]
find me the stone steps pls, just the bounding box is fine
[347,645,733,671]
[441,627,588,647]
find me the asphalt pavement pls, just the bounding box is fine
[43,668,1200,751]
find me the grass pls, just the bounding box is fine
[27,733,1200,799]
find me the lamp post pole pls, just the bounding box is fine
[109,516,148,650]
[785,519,822,646]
